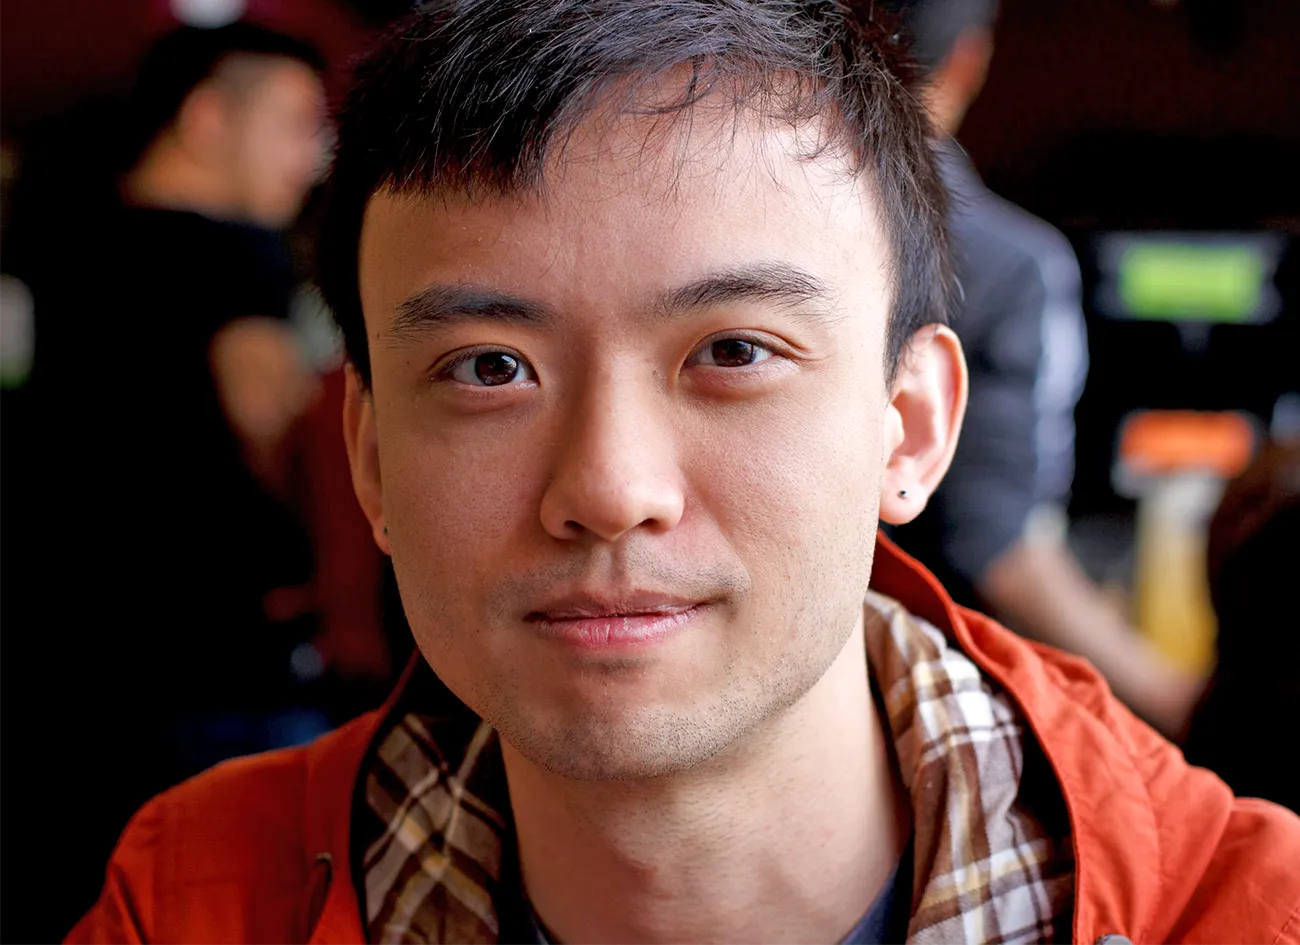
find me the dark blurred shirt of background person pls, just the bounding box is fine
[884,0,1205,737]
[1183,438,1300,814]
[0,20,388,939]
[47,20,330,732]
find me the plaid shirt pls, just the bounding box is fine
[359,592,1075,944]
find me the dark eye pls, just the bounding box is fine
[448,351,535,387]
[691,338,775,368]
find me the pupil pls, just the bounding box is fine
[475,353,519,385]
[712,339,755,367]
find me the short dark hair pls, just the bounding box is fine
[128,23,325,160]
[320,0,954,387]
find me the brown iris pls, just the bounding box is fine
[710,339,759,367]
[473,352,522,385]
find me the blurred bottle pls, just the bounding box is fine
[1132,471,1221,673]
[1117,410,1254,674]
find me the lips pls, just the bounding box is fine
[524,594,703,649]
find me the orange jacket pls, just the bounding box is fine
[69,537,1300,944]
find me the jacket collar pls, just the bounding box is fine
[305,655,424,942]
[302,535,1180,944]
[874,538,1227,943]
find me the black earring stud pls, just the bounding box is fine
[898,489,909,499]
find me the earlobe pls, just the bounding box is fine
[878,325,967,526]
[342,364,392,554]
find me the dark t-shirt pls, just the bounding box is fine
[840,841,913,944]
[33,205,314,711]
[2,202,322,939]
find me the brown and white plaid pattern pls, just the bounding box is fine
[360,592,1075,944]
[862,592,1074,944]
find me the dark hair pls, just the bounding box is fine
[880,0,999,72]
[320,0,954,387]
[127,22,325,162]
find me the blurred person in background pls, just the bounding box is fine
[4,22,334,937]
[886,0,1204,736]
[123,23,326,234]
[1183,438,1300,813]
[90,21,327,494]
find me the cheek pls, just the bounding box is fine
[687,377,883,593]
[379,412,544,585]
[379,426,544,699]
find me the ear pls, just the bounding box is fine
[342,363,392,555]
[945,27,995,107]
[923,26,994,134]
[878,325,967,525]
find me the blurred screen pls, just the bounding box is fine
[1095,232,1284,324]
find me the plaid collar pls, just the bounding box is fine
[357,592,1075,944]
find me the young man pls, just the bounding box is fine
[70,3,1300,943]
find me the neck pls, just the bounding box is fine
[503,615,909,945]
[123,141,242,223]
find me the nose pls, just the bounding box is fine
[539,379,686,543]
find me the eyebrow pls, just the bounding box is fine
[385,262,836,345]
[655,262,835,319]
[388,285,553,345]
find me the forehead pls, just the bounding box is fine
[358,103,891,329]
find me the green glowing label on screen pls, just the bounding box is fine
[1118,242,1264,323]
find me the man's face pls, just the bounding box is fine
[226,59,326,228]
[355,107,901,780]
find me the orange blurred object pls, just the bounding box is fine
[1118,409,1254,478]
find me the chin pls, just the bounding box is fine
[501,706,739,782]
